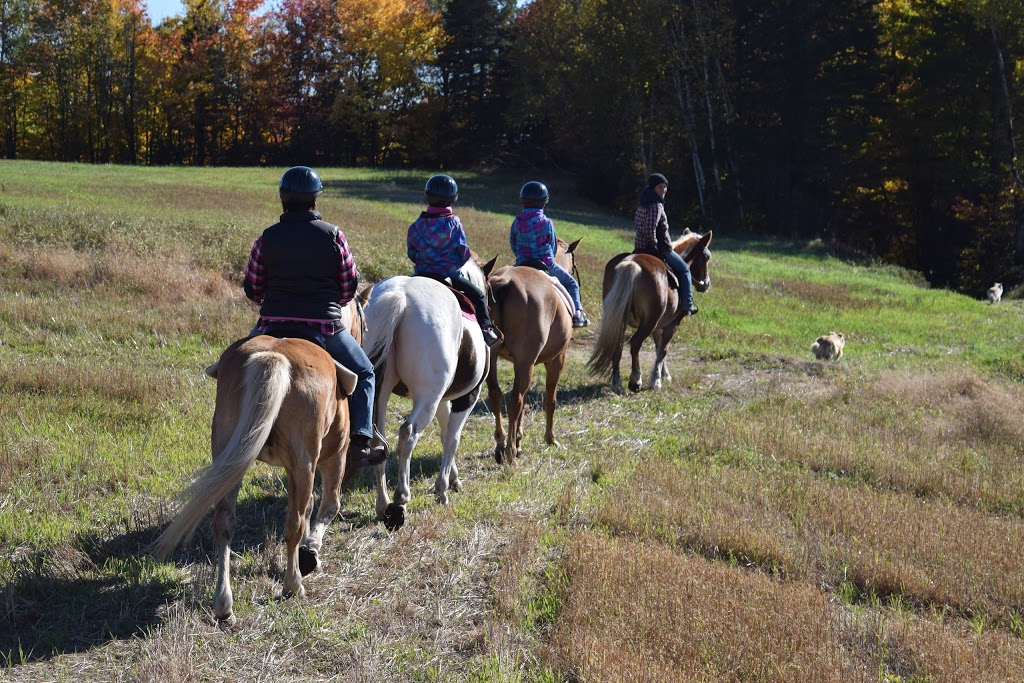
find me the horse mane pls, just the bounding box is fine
[672,230,704,257]
[462,252,488,291]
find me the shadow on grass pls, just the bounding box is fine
[0,475,382,665]
[1,518,178,664]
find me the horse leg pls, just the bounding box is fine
[656,323,680,386]
[283,460,315,599]
[485,352,507,463]
[391,394,442,511]
[434,399,474,505]
[542,349,567,447]
[300,424,345,576]
[507,361,535,461]
[649,328,665,390]
[372,376,396,523]
[212,482,241,627]
[628,319,657,393]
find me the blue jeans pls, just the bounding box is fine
[548,262,583,312]
[662,249,694,311]
[323,329,375,439]
[251,324,375,439]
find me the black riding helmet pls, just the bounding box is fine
[279,166,324,204]
[519,181,549,207]
[425,174,458,206]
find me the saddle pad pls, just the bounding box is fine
[547,276,575,316]
[411,273,478,322]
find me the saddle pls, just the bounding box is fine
[633,248,679,290]
[413,273,478,322]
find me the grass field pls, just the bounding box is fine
[2,159,1024,681]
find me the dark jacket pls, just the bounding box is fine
[256,210,348,321]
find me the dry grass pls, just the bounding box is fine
[698,369,1024,514]
[0,244,238,304]
[596,456,1024,627]
[551,532,1024,682]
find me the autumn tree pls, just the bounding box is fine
[0,0,35,158]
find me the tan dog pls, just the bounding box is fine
[987,282,1003,303]
[811,332,845,361]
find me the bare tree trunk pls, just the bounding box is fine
[991,23,1024,265]
[692,0,721,195]
[716,55,745,227]
[669,10,707,215]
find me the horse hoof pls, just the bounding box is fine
[493,446,505,464]
[216,612,237,629]
[382,503,406,531]
[298,546,320,577]
[282,584,306,600]
[628,382,642,393]
[449,478,461,493]
[435,491,450,505]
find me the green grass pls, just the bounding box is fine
[2,160,1024,681]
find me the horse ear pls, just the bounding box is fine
[357,284,374,308]
[683,227,692,235]
[701,230,713,247]
[567,237,582,253]
[482,255,498,277]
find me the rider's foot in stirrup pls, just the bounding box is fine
[683,305,699,317]
[481,325,501,348]
[572,310,590,328]
[348,433,388,466]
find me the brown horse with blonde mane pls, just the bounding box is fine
[152,302,362,627]
[486,238,582,463]
[588,230,712,393]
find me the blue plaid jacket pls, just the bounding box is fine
[510,208,557,267]
[407,207,471,277]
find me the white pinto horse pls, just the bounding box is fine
[360,258,495,529]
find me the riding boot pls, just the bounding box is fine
[347,433,388,467]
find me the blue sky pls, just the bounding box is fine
[146,0,184,24]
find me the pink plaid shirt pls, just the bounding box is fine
[634,201,670,252]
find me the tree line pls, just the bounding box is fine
[2,0,1023,294]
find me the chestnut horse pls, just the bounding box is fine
[588,230,712,393]
[486,238,582,463]
[152,303,361,627]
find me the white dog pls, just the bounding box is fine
[987,282,1003,304]
[811,332,845,361]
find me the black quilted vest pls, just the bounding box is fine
[258,210,345,321]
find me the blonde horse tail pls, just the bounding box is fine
[587,260,641,377]
[152,352,291,560]
[361,289,407,371]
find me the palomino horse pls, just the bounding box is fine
[486,238,582,463]
[152,303,361,627]
[588,230,712,393]
[360,257,495,529]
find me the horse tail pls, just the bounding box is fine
[361,288,407,371]
[587,260,641,377]
[152,352,291,560]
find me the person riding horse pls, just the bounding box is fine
[243,166,387,466]
[634,172,697,317]
[510,181,590,328]
[406,174,501,347]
